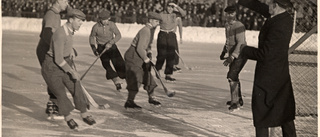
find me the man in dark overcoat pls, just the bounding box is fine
[237,0,296,136]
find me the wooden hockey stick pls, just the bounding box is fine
[80,42,110,80]
[80,81,110,109]
[175,50,192,70]
[152,65,175,97]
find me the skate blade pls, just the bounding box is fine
[125,108,142,112]
[229,108,240,113]
[47,114,64,121]
[149,104,161,108]
[166,80,176,83]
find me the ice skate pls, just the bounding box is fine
[173,66,182,73]
[46,101,64,120]
[67,119,79,131]
[83,115,96,125]
[228,103,240,112]
[148,97,161,107]
[124,100,142,110]
[165,75,176,82]
[115,83,122,91]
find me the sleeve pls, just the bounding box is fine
[242,24,284,62]
[44,11,58,32]
[136,29,151,63]
[89,25,97,46]
[232,23,247,58]
[238,0,270,18]
[176,6,186,17]
[52,30,72,73]
[110,22,122,44]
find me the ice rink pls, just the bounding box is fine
[3,29,262,136]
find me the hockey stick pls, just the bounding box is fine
[80,43,110,80]
[80,81,110,109]
[152,65,175,97]
[175,50,192,70]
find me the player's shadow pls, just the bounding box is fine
[119,106,227,137]
[2,87,48,122]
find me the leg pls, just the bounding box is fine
[281,120,296,137]
[255,127,269,137]
[155,32,167,71]
[124,66,143,109]
[109,44,126,79]
[164,32,178,80]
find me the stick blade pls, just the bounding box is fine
[167,90,176,97]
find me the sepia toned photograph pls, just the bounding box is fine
[1,0,317,136]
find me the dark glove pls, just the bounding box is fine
[90,45,99,56]
[220,51,226,60]
[147,52,152,60]
[142,61,154,72]
[223,56,234,66]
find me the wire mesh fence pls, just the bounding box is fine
[271,0,317,136]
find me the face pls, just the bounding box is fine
[70,17,84,31]
[166,5,174,13]
[264,0,276,15]
[58,0,69,11]
[150,19,160,28]
[226,12,236,22]
[101,18,110,25]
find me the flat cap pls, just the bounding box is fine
[224,5,236,13]
[67,9,86,20]
[275,0,293,8]
[148,12,162,21]
[99,10,111,20]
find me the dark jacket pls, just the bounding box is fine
[239,0,295,128]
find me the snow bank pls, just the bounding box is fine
[2,17,317,50]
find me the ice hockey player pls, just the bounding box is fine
[123,12,163,109]
[219,5,247,111]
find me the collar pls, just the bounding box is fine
[146,23,153,28]
[50,6,60,14]
[99,21,109,27]
[63,23,74,36]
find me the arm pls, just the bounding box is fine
[52,31,72,73]
[136,29,151,63]
[232,23,246,58]
[110,22,122,45]
[89,25,99,56]
[238,0,270,18]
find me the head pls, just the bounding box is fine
[98,10,111,25]
[166,2,175,13]
[54,0,69,11]
[224,5,237,22]
[67,9,86,31]
[148,12,162,28]
[264,0,293,15]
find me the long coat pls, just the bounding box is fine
[239,0,296,128]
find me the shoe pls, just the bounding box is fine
[67,119,79,130]
[226,98,244,106]
[165,76,176,81]
[124,100,142,109]
[228,103,240,111]
[148,97,161,106]
[45,101,54,115]
[115,83,122,91]
[83,116,96,125]
[173,66,182,71]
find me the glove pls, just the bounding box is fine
[68,70,80,81]
[147,52,152,60]
[90,45,99,56]
[142,61,154,72]
[223,56,234,66]
[220,51,226,60]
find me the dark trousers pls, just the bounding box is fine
[97,44,126,80]
[227,57,247,81]
[255,120,296,137]
[155,31,178,75]
[41,55,88,116]
[36,39,57,101]
[174,44,179,65]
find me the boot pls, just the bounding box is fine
[165,75,176,81]
[227,80,241,110]
[124,100,142,109]
[148,97,161,106]
[83,115,96,125]
[67,119,79,130]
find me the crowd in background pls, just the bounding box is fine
[1,0,317,32]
